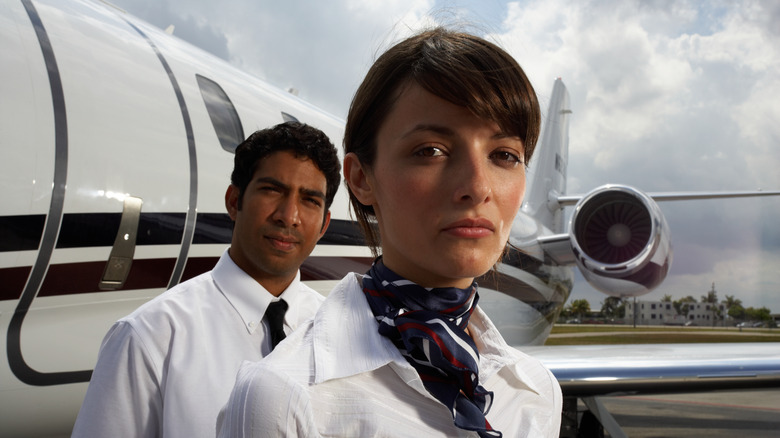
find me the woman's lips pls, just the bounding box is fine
[442,217,495,238]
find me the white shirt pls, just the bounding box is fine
[218,273,562,437]
[72,250,324,438]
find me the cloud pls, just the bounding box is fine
[109,0,780,312]
[111,0,230,60]
[194,0,435,118]
[493,0,780,311]
[663,248,780,309]
[494,0,779,192]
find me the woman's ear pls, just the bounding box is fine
[343,152,376,205]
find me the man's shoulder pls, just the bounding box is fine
[121,271,216,324]
[296,281,327,302]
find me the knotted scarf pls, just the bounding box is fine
[362,259,501,437]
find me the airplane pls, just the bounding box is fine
[1,0,779,436]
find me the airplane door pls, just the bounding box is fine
[1,0,194,386]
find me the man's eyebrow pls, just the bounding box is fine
[300,187,326,200]
[255,176,288,189]
[255,176,325,200]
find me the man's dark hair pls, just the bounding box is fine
[231,122,340,214]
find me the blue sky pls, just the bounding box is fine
[111,0,780,313]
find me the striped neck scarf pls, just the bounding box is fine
[362,259,501,437]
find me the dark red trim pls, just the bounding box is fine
[300,256,373,282]
[0,266,32,301]
[37,258,176,297]
[0,255,372,300]
[181,256,220,282]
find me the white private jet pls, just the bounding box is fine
[1,1,779,436]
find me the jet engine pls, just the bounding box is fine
[569,185,672,297]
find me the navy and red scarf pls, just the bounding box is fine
[362,259,501,437]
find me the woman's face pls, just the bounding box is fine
[346,82,526,288]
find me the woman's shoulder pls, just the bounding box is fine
[220,356,319,437]
[234,355,310,394]
[228,339,316,412]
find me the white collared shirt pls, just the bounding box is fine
[218,273,562,437]
[72,250,324,438]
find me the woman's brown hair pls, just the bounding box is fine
[344,27,540,255]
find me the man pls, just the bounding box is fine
[72,122,341,437]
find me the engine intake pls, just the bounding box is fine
[570,185,672,297]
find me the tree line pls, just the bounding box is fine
[559,283,775,327]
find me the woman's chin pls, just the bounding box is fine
[438,257,498,284]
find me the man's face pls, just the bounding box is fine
[226,150,330,292]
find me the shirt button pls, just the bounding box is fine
[248,322,256,328]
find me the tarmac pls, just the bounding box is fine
[591,388,780,437]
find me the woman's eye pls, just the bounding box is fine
[415,146,446,157]
[491,150,523,166]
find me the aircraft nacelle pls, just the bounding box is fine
[569,185,672,297]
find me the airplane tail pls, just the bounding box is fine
[521,78,571,234]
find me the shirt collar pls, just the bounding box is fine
[311,273,542,396]
[469,304,544,396]
[212,249,303,335]
[312,273,404,384]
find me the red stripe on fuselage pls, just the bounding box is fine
[0,255,371,300]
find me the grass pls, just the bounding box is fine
[546,324,780,345]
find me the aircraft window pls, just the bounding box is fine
[196,74,244,153]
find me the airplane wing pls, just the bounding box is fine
[522,342,780,437]
[523,342,780,397]
[556,189,780,207]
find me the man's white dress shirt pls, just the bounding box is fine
[218,273,562,437]
[72,250,324,437]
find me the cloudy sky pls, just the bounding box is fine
[110,0,780,313]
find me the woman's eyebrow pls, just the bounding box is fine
[401,124,522,142]
[399,123,455,139]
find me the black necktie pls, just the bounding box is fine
[264,299,288,350]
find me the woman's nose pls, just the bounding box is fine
[453,155,491,205]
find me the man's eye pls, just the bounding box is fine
[305,198,322,207]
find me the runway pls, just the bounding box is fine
[593,388,780,437]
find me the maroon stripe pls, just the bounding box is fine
[181,256,220,282]
[0,266,32,301]
[300,256,372,282]
[0,255,372,300]
[38,258,176,296]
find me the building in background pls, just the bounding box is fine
[624,300,727,326]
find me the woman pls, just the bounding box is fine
[218,27,562,437]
